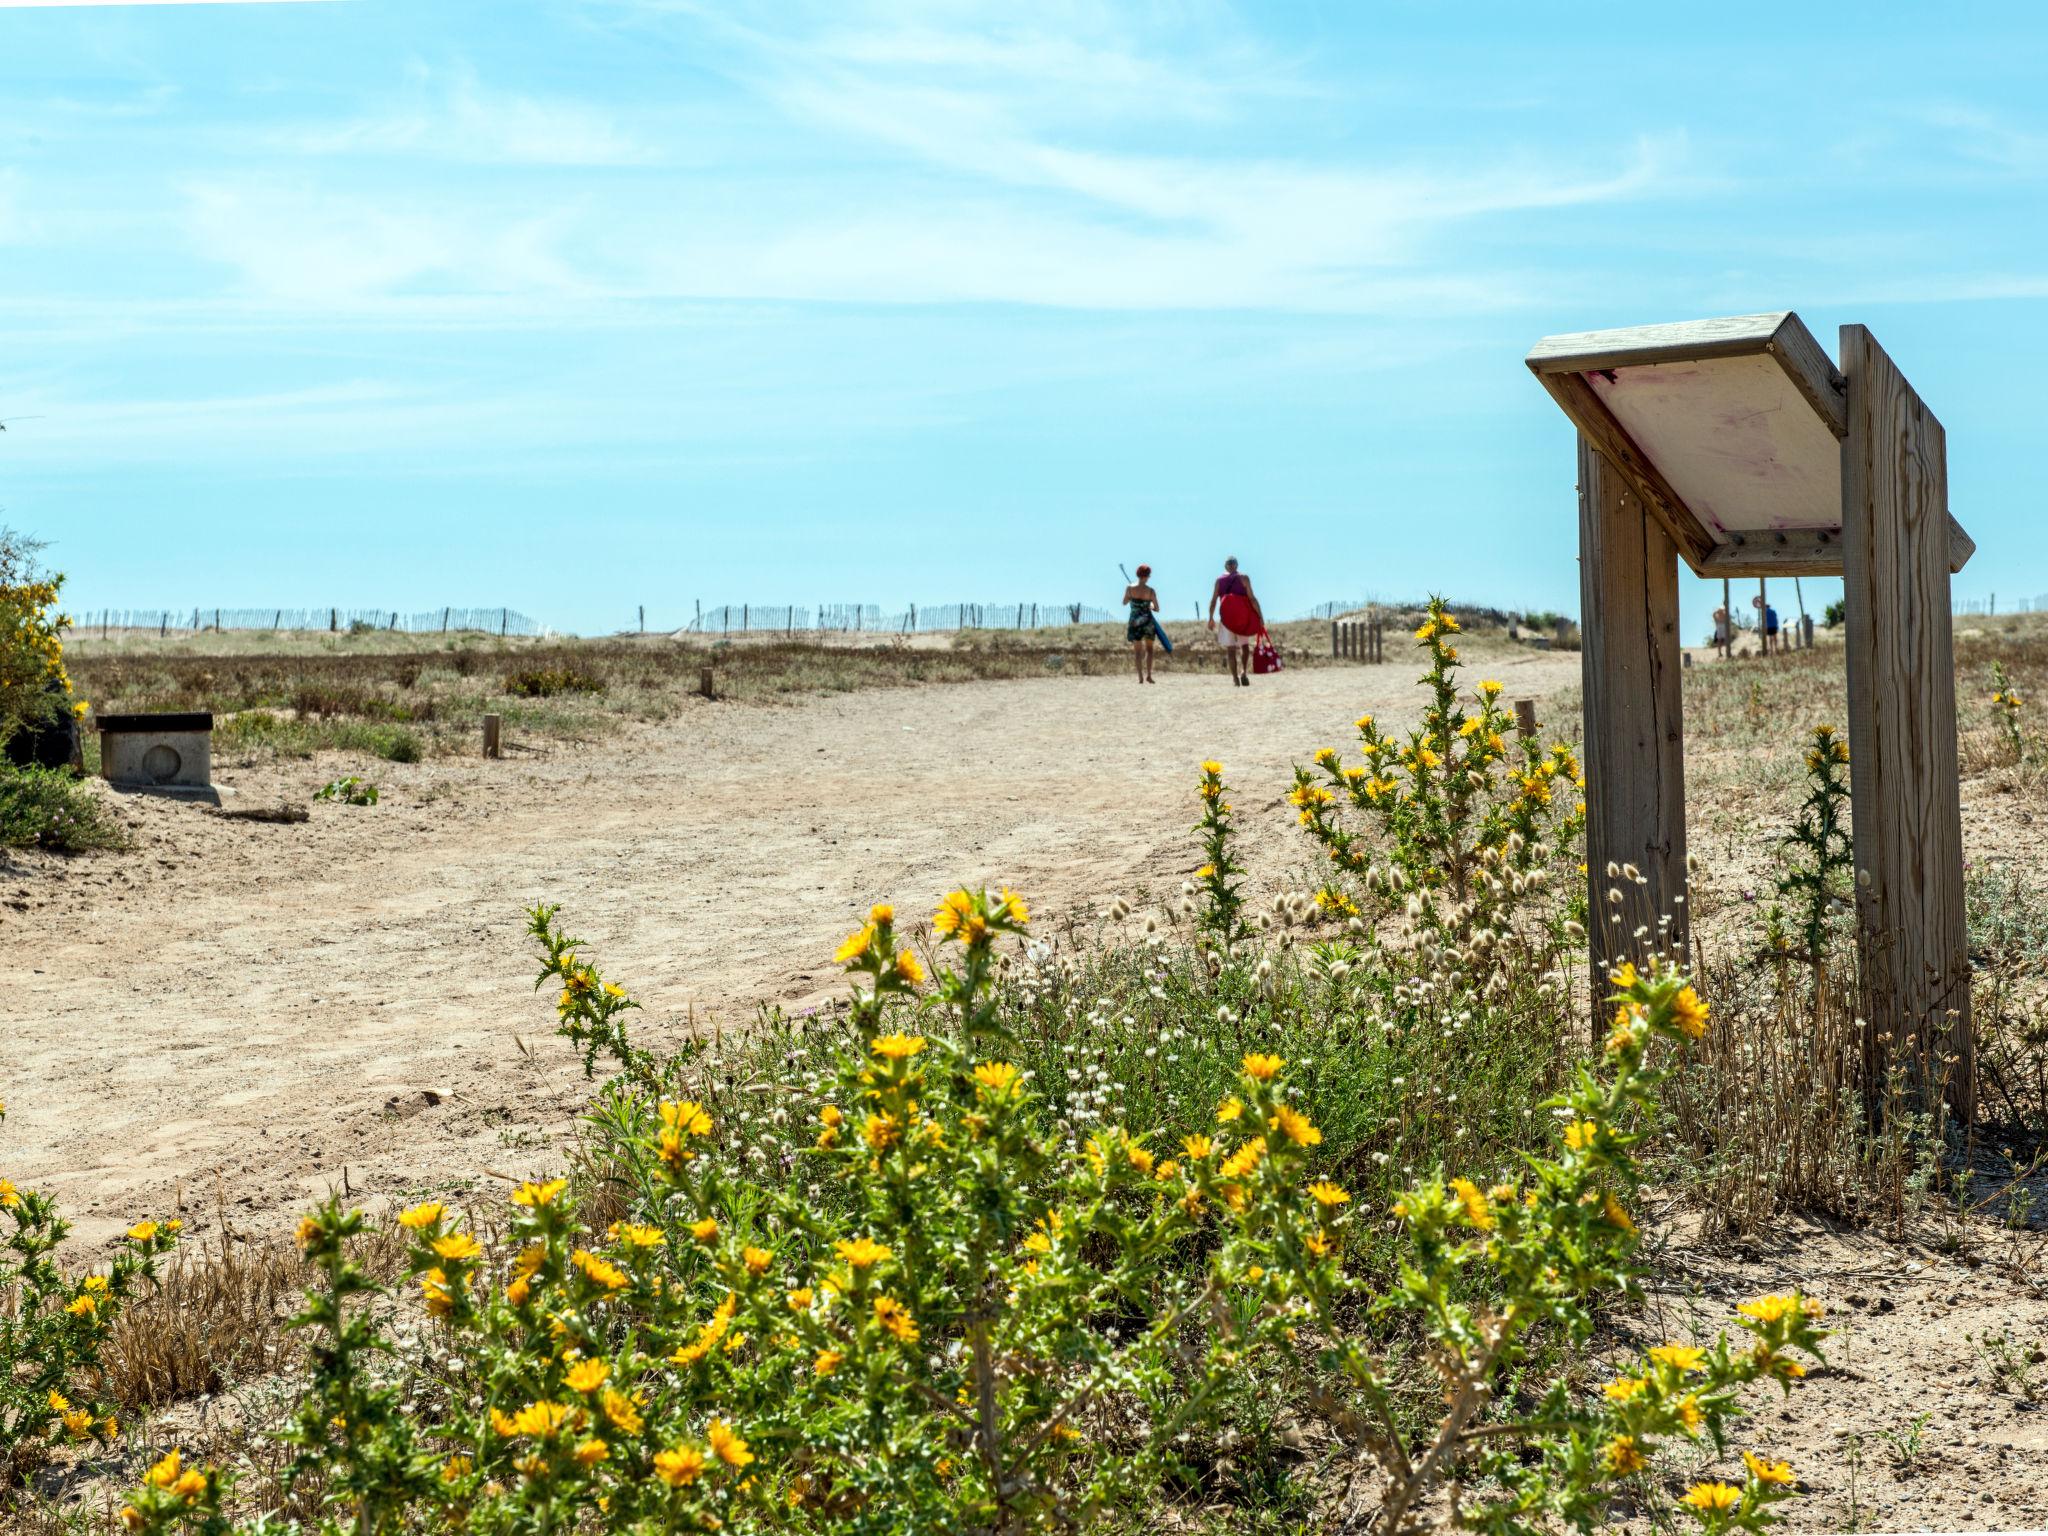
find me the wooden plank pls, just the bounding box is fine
[1534,368,1718,567]
[1528,312,1791,374]
[1576,433,1688,1022]
[1840,324,1972,1120]
[1765,312,1849,439]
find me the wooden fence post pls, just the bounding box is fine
[1841,324,1972,1119]
[1577,432,1688,1005]
[1514,698,1538,739]
[482,714,502,759]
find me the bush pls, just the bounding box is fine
[504,665,603,698]
[378,728,424,764]
[0,765,125,851]
[0,528,85,748]
[1,1105,181,1488]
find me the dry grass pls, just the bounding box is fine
[97,1231,309,1410]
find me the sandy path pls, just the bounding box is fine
[6,651,1578,1248]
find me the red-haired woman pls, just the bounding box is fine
[1124,564,1161,684]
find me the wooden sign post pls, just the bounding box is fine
[1528,312,1974,1113]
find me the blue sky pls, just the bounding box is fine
[4,0,2047,637]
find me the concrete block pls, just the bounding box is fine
[98,712,217,803]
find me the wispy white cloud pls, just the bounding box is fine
[278,63,657,166]
[1915,104,2048,176]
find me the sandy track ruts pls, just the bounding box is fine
[6,654,1579,1248]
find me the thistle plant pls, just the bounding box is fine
[1193,759,1251,951]
[114,906,1824,1536]
[1290,597,1583,940]
[1773,724,1854,966]
[1280,963,1828,1536]
[1991,662,2025,763]
[1,1104,178,1491]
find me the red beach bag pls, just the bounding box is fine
[1251,630,1283,675]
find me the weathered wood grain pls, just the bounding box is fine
[1528,312,1793,373]
[1577,434,1688,1023]
[1841,324,1973,1119]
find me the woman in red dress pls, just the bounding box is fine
[1207,557,1262,687]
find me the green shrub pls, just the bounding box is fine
[1,1105,181,1489]
[504,665,603,698]
[378,728,424,763]
[0,765,125,851]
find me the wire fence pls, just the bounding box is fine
[680,602,1122,634]
[73,607,546,637]
[1953,595,2048,616]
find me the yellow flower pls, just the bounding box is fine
[1601,1435,1647,1476]
[813,1348,843,1377]
[1450,1178,1495,1229]
[1681,1482,1742,1513]
[998,888,1029,924]
[1742,1450,1796,1486]
[66,1295,96,1317]
[689,1218,719,1245]
[1182,1133,1214,1160]
[398,1202,446,1230]
[1563,1120,1600,1152]
[1602,1190,1635,1232]
[125,1220,158,1242]
[420,1268,458,1318]
[1736,1294,1799,1324]
[1125,1141,1156,1176]
[1241,1052,1284,1081]
[1199,760,1223,776]
[431,1232,481,1263]
[661,1101,713,1138]
[1650,1343,1706,1373]
[1479,679,1503,698]
[294,1216,322,1251]
[834,924,876,963]
[974,1062,1021,1098]
[566,1359,610,1394]
[1602,1376,1645,1402]
[508,1401,572,1438]
[1194,863,1217,879]
[869,902,894,925]
[611,1222,663,1248]
[1308,1180,1350,1208]
[1670,987,1710,1040]
[742,1245,773,1276]
[1216,1096,1244,1123]
[601,1388,644,1434]
[706,1418,754,1467]
[932,890,979,937]
[654,1445,706,1487]
[1676,1394,1704,1433]
[894,948,926,988]
[571,1250,630,1292]
[572,1437,608,1468]
[48,1389,70,1413]
[1218,1137,1267,1181]
[871,1033,926,1060]
[861,1112,901,1151]
[786,1287,815,1312]
[1608,962,1639,990]
[1270,1104,1321,1148]
[512,1177,569,1208]
[836,1236,891,1269]
[873,1295,920,1343]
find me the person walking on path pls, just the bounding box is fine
[1208,557,1263,687]
[1123,564,1162,684]
[1712,605,1732,661]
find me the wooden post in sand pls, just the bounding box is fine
[482,714,502,759]
[699,667,715,700]
[1513,698,1538,739]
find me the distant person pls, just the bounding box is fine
[1712,606,1732,660]
[1208,557,1263,687]
[1123,564,1161,684]
[1765,604,1781,654]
